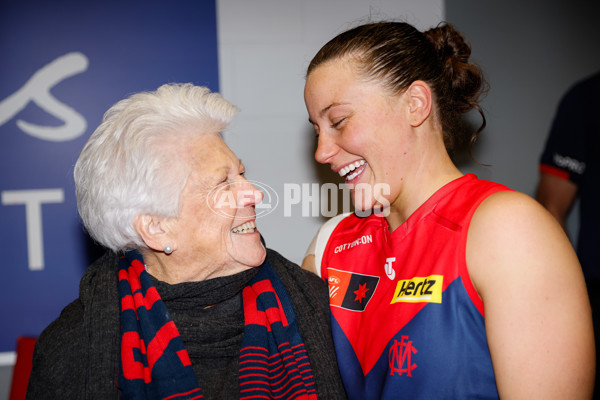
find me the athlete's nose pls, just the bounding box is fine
[315,133,339,165]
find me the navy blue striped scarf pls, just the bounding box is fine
[117,251,318,399]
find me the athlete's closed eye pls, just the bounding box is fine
[331,118,346,129]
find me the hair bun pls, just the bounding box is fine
[425,24,471,70]
[425,23,485,104]
[424,23,487,155]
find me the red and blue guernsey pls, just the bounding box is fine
[319,174,507,399]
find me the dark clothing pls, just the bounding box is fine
[26,249,347,399]
[540,71,600,279]
[540,72,600,398]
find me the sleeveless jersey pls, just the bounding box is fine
[320,174,508,399]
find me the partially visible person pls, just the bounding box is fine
[26,83,346,399]
[302,21,595,399]
[536,70,600,398]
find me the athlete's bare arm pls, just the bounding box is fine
[467,191,594,399]
[301,254,317,275]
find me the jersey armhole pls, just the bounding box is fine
[459,188,511,317]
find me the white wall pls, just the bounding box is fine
[217,0,444,265]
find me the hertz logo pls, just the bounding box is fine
[391,275,443,304]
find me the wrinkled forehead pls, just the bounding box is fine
[183,134,241,178]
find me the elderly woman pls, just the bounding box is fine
[26,83,346,399]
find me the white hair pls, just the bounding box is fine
[74,83,238,251]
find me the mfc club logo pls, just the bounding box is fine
[389,336,418,377]
[207,179,279,219]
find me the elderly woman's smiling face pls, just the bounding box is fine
[165,132,266,280]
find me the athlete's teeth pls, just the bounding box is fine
[346,162,366,181]
[339,160,367,178]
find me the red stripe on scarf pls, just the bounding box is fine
[121,331,151,382]
[242,280,289,330]
[162,388,203,400]
[120,311,194,385]
[240,381,316,399]
[239,349,315,395]
[120,286,162,313]
[147,321,186,373]
[119,264,162,312]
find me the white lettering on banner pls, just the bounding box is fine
[2,189,64,270]
[0,52,89,141]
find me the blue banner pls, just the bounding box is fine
[0,0,219,355]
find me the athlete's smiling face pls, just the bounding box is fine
[304,58,417,212]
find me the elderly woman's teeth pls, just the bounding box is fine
[339,160,366,179]
[231,220,256,234]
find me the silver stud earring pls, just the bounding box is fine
[164,245,173,255]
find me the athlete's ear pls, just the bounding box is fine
[406,80,432,127]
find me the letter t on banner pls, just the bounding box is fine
[2,189,64,270]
